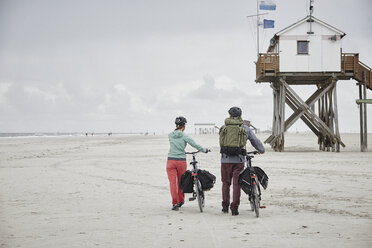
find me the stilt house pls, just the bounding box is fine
[256,15,371,152]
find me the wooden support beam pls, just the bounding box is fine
[327,86,334,151]
[279,82,286,151]
[356,99,372,104]
[358,72,368,152]
[364,77,368,150]
[283,82,335,132]
[265,80,286,151]
[266,76,345,152]
[286,96,320,137]
[279,78,345,148]
[265,82,279,145]
[333,83,340,152]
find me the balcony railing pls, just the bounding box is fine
[256,53,279,79]
[256,53,361,77]
[256,53,371,90]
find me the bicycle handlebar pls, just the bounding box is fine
[247,151,258,155]
[185,151,201,155]
[185,149,211,155]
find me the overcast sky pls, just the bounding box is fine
[0,0,371,134]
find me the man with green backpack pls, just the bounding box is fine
[219,107,265,216]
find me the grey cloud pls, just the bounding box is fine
[0,0,370,133]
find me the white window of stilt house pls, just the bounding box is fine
[297,41,309,54]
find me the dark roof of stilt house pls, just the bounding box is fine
[267,15,346,52]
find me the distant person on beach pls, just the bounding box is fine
[243,120,251,127]
[167,116,209,211]
[219,107,265,216]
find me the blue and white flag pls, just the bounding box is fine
[259,0,276,10]
[263,19,275,29]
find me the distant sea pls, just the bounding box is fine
[0,132,143,138]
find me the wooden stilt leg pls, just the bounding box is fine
[363,74,368,150]
[359,72,368,152]
[265,77,344,152]
[333,83,340,152]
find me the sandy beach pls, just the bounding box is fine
[0,132,371,248]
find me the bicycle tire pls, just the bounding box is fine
[252,184,260,218]
[249,195,254,211]
[195,179,204,212]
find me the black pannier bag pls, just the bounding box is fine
[253,166,269,190]
[197,170,216,191]
[179,170,193,193]
[238,166,269,194]
[238,167,253,194]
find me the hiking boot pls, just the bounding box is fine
[172,204,179,211]
[177,202,184,208]
[231,209,239,216]
[222,206,229,213]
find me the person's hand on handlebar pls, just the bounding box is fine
[205,149,211,153]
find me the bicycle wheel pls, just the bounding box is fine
[195,179,204,212]
[249,194,254,211]
[252,184,260,218]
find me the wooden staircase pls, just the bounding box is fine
[343,53,372,152]
[341,53,372,90]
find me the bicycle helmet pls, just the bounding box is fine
[228,106,242,117]
[175,116,187,126]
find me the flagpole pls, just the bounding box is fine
[257,0,259,57]
[246,1,268,58]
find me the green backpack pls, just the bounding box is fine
[219,117,247,156]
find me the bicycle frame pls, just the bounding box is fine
[185,151,205,212]
[245,151,263,218]
[246,152,262,199]
[186,151,200,180]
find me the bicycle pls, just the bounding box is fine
[185,150,210,212]
[245,151,264,218]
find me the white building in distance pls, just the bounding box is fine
[194,123,217,134]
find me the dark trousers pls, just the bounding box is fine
[221,163,244,210]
